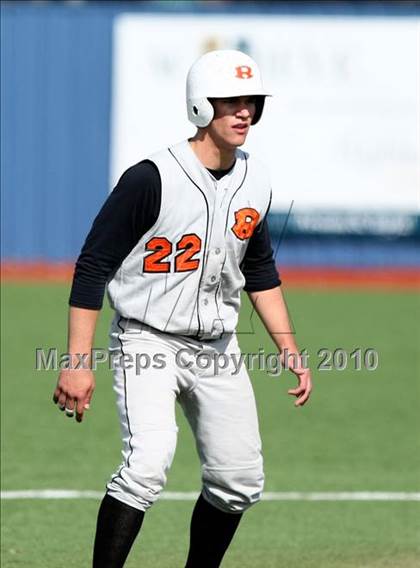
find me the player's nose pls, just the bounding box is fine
[235,98,254,120]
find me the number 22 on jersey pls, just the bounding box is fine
[143,234,202,273]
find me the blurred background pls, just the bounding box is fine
[1,2,419,568]
[1,0,419,277]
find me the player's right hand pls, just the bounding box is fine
[53,369,95,423]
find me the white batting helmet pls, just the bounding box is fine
[186,49,271,128]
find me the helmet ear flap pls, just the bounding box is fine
[187,97,214,127]
[251,96,266,125]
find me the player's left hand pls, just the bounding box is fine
[283,353,313,407]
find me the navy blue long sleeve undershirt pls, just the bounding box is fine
[69,160,280,310]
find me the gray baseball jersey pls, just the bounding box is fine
[107,139,272,340]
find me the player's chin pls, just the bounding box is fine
[229,131,249,147]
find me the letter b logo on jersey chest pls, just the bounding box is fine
[231,208,260,240]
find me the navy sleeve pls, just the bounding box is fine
[69,160,161,309]
[241,217,281,293]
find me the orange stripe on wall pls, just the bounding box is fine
[281,267,420,289]
[1,262,75,283]
[1,262,420,289]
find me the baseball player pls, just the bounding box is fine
[53,50,312,567]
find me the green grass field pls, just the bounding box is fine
[1,283,419,567]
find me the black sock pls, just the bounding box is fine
[92,493,145,568]
[185,493,243,568]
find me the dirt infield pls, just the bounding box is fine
[2,262,419,289]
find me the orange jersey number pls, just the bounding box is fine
[143,237,172,273]
[175,234,202,272]
[144,234,202,273]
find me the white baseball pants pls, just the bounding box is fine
[106,315,264,514]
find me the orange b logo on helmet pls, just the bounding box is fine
[231,208,260,240]
[235,65,253,79]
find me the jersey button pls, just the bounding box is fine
[210,276,216,282]
[203,298,209,305]
[215,248,221,255]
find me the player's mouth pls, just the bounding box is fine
[232,123,249,134]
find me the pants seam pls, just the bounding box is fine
[109,316,134,486]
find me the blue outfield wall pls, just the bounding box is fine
[1,2,419,266]
[1,3,114,261]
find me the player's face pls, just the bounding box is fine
[208,96,257,149]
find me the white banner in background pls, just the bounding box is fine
[110,15,419,213]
